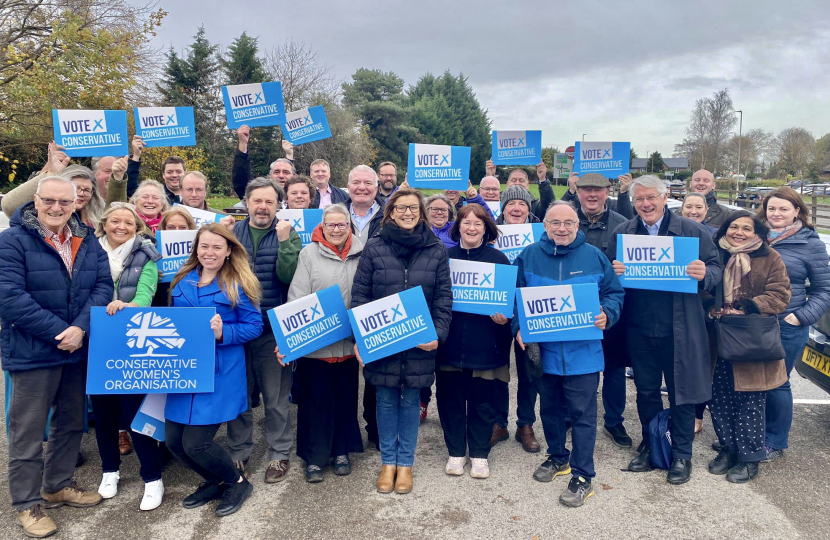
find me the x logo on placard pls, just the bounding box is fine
[518,137,525,146]
[658,247,671,261]
[304,115,312,124]
[254,92,264,104]
[602,149,611,158]
[93,119,104,131]
[481,273,493,286]
[560,295,573,309]
[440,154,449,166]
[522,233,532,245]
[167,114,176,125]
[390,304,403,322]
[309,304,321,319]
[292,218,302,229]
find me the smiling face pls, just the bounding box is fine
[503,199,529,224]
[577,186,609,215]
[348,170,378,207]
[322,210,350,248]
[269,162,293,188]
[310,163,330,189]
[765,196,798,229]
[197,231,231,274]
[95,156,115,186]
[690,170,715,194]
[104,209,137,249]
[479,176,501,201]
[378,164,397,192]
[164,213,191,230]
[506,170,529,190]
[34,180,76,234]
[458,213,485,249]
[427,198,450,229]
[181,173,207,209]
[72,177,94,211]
[544,204,579,245]
[163,162,185,194]
[286,182,311,209]
[682,197,707,223]
[246,186,279,229]
[391,195,420,230]
[444,190,460,204]
[632,186,668,226]
[135,185,164,218]
[725,216,757,246]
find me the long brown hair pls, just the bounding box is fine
[170,223,261,307]
[381,188,427,226]
[757,187,813,229]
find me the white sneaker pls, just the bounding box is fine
[470,458,490,479]
[139,479,164,511]
[98,471,120,499]
[445,456,465,476]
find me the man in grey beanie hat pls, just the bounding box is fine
[497,185,539,225]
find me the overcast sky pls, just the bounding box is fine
[146,0,830,157]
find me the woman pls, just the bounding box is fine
[64,164,105,228]
[280,204,364,483]
[757,188,830,461]
[425,183,493,248]
[436,204,512,479]
[152,208,198,307]
[705,211,790,483]
[92,203,165,510]
[351,188,453,494]
[165,223,263,517]
[129,179,170,233]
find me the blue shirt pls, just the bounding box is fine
[350,202,379,232]
[643,215,664,235]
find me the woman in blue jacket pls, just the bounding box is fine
[165,223,263,517]
[758,188,830,461]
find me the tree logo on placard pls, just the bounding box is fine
[126,312,186,357]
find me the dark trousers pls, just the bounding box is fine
[710,358,767,462]
[296,358,363,467]
[436,370,505,459]
[601,324,628,428]
[90,394,163,482]
[165,420,239,485]
[495,341,537,428]
[536,372,600,479]
[8,362,86,511]
[628,333,695,460]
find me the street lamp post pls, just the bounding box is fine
[735,110,743,191]
[582,134,586,142]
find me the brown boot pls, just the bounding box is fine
[490,424,509,447]
[119,431,133,456]
[376,465,396,493]
[41,481,102,508]
[516,425,541,453]
[17,504,57,538]
[394,467,413,494]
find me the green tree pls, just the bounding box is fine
[646,151,665,173]
[630,148,638,168]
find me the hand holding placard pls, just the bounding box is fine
[686,260,706,281]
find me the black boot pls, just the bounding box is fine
[666,458,692,485]
[628,441,652,472]
[707,451,737,475]
[726,462,759,484]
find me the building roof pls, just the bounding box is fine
[631,158,647,168]
[663,158,689,169]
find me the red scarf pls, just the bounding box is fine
[139,212,162,233]
[311,224,351,261]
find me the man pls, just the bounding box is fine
[227,177,302,483]
[496,185,540,225]
[180,171,228,215]
[0,176,113,537]
[572,174,632,448]
[284,175,316,210]
[680,169,731,228]
[376,161,398,204]
[486,159,554,217]
[346,165,385,243]
[562,172,634,219]
[90,156,115,200]
[514,201,624,507]
[156,156,187,206]
[232,124,294,199]
[479,176,502,202]
[608,175,722,485]
[309,159,349,209]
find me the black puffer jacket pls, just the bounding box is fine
[351,223,453,389]
[437,243,513,371]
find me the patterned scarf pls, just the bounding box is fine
[718,235,763,305]
[767,219,802,246]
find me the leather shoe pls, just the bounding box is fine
[708,451,737,475]
[726,462,758,483]
[490,424,509,447]
[118,431,132,456]
[377,465,396,494]
[603,423,633,448]
[515,425,541,453]
[666,458,692,485]
[628,445,652,472]
[394,467,413,494]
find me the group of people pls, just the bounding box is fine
[1,128,828,539]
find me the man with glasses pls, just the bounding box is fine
[376,162,399,204]
[0,176,113,537]
[180,171,228,215]
[608,175,721,485]
[513,201,624,507]
[479,176,502,202]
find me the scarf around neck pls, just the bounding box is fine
[380,221,433,260]
[767,219,802,246]
[718,235,763,305]
[100,235,135,291]
[139,212,162,233]
[311,223,352,261]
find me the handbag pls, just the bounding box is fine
[715,313,785,362]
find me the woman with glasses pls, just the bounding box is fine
[351,188,453,494]
[91,203,167,510]
[277,204,365,483]
[425,183,494,249]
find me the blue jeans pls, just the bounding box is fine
[375,386,421,467]
[765,320,809,450]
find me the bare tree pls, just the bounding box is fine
[674,89,737,174]
[723,129,774,176]
[774,127,815,178]
[263,40,340,111]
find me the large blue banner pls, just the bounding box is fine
[491,130,542,165]
[495,223,546,263]
[276,208,323,247]
[282,106,332,145]
[573,141,631,179]
[134,107,196,148]
[616,234,700,293]
[52,109,128,157]
[450,259,518,317]
[267,285,352,364]
[87,307,216,394]
[407,143,471,191]
[516,283,602,343]
[348,286,438,364]
[222,82,287,129]
[155,229,197,283]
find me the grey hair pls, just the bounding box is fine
[63,165,104,225]
[36,175,77,199]
[269,158,295,174]
[545,199,577,218]
[322,203,349,222]
[425,193,456,221]
[683,192,707,204]
[348,164,378,186]
[245,176,285,201]
[630,175,667,198]
[129,179,171,214]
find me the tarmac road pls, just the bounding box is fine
[0,361,828,540]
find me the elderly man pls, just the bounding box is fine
[563,172,634,219]
[513,201,624,507]
[486,159,554,217]
[678,169,731,228]
[226,177,302,483]
[496,185,541,225]
[90,155,116,199]
[309,159,349,209]
[180,171,228,215]
[0,176,113,537]
[608,175,722,485]
[346,165,385,243]
[479,176,502,202]
[376,162,398,203]
[232,124,295,199]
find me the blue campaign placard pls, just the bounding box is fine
[616,234,699,293]
[495,223,546,263]
[267,285,352,364]
[407,143,471,191]
[491,130,542,165]
[134,107,196,148]
[130,394,166,442]
[282,106,332,145]
[450,259,518,317]
[486,201,502,221]
[87,307,217,394]
[176,204,223,229]
[276,208,323,247]
[517,283,602,343]
[222,81,286,129]
[52,109,128,157]
[573,141,631,179]
[156,229,197,283]
[348,286,438,364]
